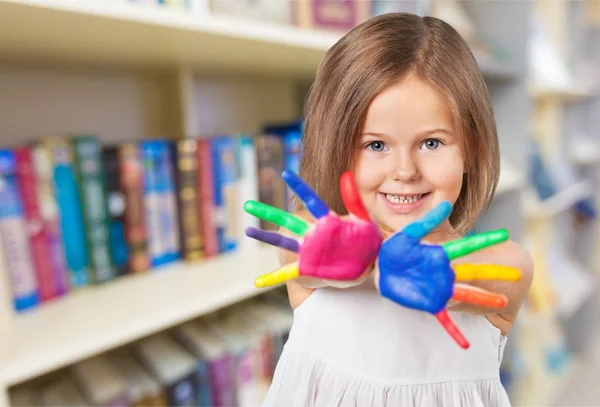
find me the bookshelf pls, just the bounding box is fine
[1,0,596,405]
[0,245,279,390]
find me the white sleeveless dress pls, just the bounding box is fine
[262,280,511,407]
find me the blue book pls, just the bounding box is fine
[44,137,90,287]
[141,141,166,267]
[157,141,180,264]
[211,136,238,253]
[0,150,40,311]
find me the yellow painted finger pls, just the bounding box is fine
[254,262,300,288]
[453,264,521,282]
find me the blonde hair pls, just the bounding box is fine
[298,13,499,235]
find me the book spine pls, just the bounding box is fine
[256,134,285,231]
[0,150,40,311]
[209,356,236,407]
[45,136,90,288]
[141,141,165,267]
[119,143,150,273]
[197,139,218,257]
[175,140,203,261]
[211,136,238,253]
[102,147,129,276]
[32,145,69,296]
[236,135,259,250]
[14,146,62,301]
[72,136,115,283]
[283,129,302,213]
[158,142,180,264]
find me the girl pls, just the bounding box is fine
[261,13,533,406]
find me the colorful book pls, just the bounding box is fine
[235,135,259,250]
[197,139,218,258]
[294,0,372,31]
[174,140,203,261]
[173,320,235,406]
[72,136,115,283]
[156,141,181,263]
[14,146,65,301]
[102,146,129,276]
[0,149,40,311]
[211,136,238,253]
[119,143,150,273]
[141,141,167,267]
[42,136,90,288]
[32,145,70,297]
[255,133,286,231]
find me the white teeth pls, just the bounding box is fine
[385,193,423,204]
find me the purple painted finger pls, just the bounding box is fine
[244,227,300,252]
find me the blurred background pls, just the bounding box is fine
[0,0,598,406]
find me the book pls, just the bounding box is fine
[72,136,115,283]
[156,141,181,263]
[141,141,167,267]
[14,146,65,301]
[255,133,285,231]
[135,333,199,407]
[197,138,218,257]
[102,146,129,276]
[32,145,70,297]
[294,0,372,32]
[38,374,88,406]
[71,355,129,406]
[174,139,203,261]
[0,149,40,311]
[107,348,167,407]
[211,136,239,253]
[42,136,90,288]
[119,143,150,273]
[235,135,259,251]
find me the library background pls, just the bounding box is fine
[0,0,599,406]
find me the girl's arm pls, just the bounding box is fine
[447,240,534,322]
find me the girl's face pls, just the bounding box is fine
[354,76,464,239]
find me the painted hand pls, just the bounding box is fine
[244,170,382,288]
[376,201,522,349]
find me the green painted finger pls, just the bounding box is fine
[442,229,509,260]
[243,200,309,236]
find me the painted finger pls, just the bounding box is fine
[442,229,509,260]
[453,264,521,282]
[254,262,300,288]
[282,170,329,219]
[244,227,300,252]
[243,200,309,236]
[401,201,453,240]
[340,171,371,221]
[435,310,470,349]
[452,285,508,308]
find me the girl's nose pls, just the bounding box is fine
[392,153,420,182]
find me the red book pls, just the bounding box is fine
[14,146,65,301]
[197,139,218,258]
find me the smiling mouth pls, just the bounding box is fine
[383,192,430,204]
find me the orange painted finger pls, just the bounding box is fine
[452,285,508,309]
[340,172,370,221]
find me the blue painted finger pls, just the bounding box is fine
[401,201,453,240]
[282,170,329,219]
[245,226,300,252]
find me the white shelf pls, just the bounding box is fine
[0,245,279,387]
[0,0,338,78]
[532,82,597,101]
[0,0,519,79]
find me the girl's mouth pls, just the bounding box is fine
[380,192,430,214]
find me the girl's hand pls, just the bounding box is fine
[375,201,522,349]
[244,170,382,288]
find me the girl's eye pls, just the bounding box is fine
[421,138,442,150]
[366,141,388,152]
